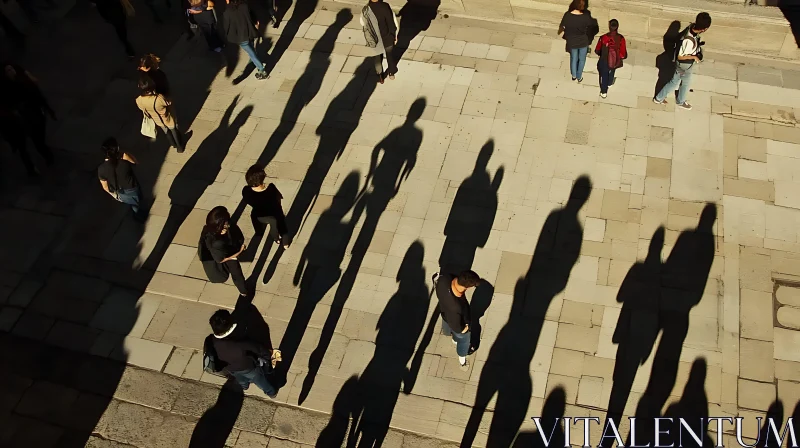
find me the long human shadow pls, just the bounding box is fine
[272,171,363,387]
[189,296,274,446]
[653,20,682,98]
[624,204,717,446]
[779,2,800,48]
[264,0,319,75]
[439,139,503,274]
[254,57,379,285]
[297,98,425,404]
[604,227,664,430]
[255,9,352,176]
[461,176,592,448]
[142,98,253,273]
[393,0,440,62]
[349,241,431,447]
[658,358,713,448]
[317,375,362,447]
[512,387,567,448]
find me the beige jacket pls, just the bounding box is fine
[136,94,176,129]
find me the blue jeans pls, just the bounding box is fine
[598,60,616,94]
[655,62,694,105]
[231,365,276,396]
[442,320,471,357]
[117,186,142,214]
[569,46,588,80]
[239,40,264,72]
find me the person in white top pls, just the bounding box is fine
[653,12,712,110]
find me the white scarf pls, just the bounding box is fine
[213,323,237,339]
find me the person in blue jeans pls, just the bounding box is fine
[653,12,712,111]
[209,309,278,397]
[433,270,481,369]
[223,0,268,79]
[558,0,593,82]
[97,138,146,221]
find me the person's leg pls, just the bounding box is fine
[257,216,281,240]
[251,365,278,397]
[654,69,682,102]
[598,61,609,94]
[144,0,163,22]
[167,126,184,152]
[384,45,397,76]
[199,22,222,50]
[374,53,384,77]
[576,47,588,80]
[453,330,471,357]
[676,67,693,105]
[609,68,617,86]
[239,41,265,72]
[116,187,142,214]
[225,259,249,295]
[441,319,452,336]
[569,48,578,79]
[231,369,254,390]
[111,17,135,56]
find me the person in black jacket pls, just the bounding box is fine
[362,0,398,82]
[242,163,290,248]
[209,309,277,397]
[201,206,250,296]
[97,138,146,221]
[433,269,481,368]
[223,0,268,79]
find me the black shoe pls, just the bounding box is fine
[255,70,269,80]
[572,77,576,81]
[577,77,583,83]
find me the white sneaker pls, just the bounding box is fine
[600,92,607,99]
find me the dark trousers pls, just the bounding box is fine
[3,115,53,175]
[374,45,397,77]
[194,11,223,50]
[224,259,248,295]
[598,59,617,94]
[99,12,135,56]
[231,365,276,396]
[255,214,288,240]
[160,125,184,151]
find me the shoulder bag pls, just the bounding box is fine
[140,96,157,138]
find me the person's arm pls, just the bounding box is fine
[558,14,566,35]
[122,152,137,164]
[620,36,628,59]
[155,95,169,119]
[677,38,699,62]
[99,179,117,198]
[387,5,397,42]
[594,36,602,55]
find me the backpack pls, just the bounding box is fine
[606,36,621,69]
[203,335,229,377]
[672,25,695,63]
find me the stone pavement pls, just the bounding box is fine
[4,0,800,446]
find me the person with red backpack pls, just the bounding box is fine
[594,19,627,99]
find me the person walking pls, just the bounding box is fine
[202,206,250,297]
[187,0,224,52]
[135,72,184,152]
[223,0,268,79]
[138,54,171,98]
[97,137,146,221]
[0,63,55,176]
[653,12,711,110]
[432,269,481,368]
[209,309,278,397]
[594,19,627,98]
[90,0,136,58]
[558,0,592,82]
[242,164,290,249]
[360,0,398,83]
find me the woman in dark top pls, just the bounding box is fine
[98,137,145,220]
[361,0,398,83]
[558,0,592,82]
[138,54,171,98]
[187,0,224,52]
[201,206,249,296]
[223,0,268,80]
[242,164,290,248]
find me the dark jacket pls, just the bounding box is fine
[368,1,397,47]
[212,336,269,373]
[223,3,258,43]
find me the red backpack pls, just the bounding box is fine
[606,35,621,69]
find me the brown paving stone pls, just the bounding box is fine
[723,177,775,202]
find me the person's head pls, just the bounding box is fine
[209,309,235,337]
[245,164,267,188]
[693,12,711,33]
[205,206,231,236]
[568,0,585,12]
[609,19,619,33]
[453,270,481,294]
[138,72,157,95]
[101,137,122,161]
[139,54,161,72]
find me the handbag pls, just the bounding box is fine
[140,96,158,138]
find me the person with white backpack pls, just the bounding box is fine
[360,0,398,83]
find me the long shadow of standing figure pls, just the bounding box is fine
[461,176,592,448]
[653,21,682,98]
[264,0,320,75]
[143,98,252,272]
[351,241,431,447]
[660,358,714,448]
[632,204,717,441]
[513,387,567,448]
[298,98,425,403]
[439,139,503,274]
[393,0,440,62]
[273,172,362,386]
[604,227,664,431]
